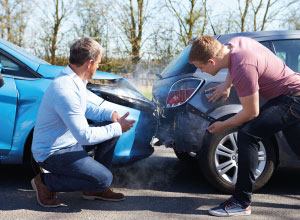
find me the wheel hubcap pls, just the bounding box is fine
[214,132,266,185]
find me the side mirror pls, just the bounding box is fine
[0,64,4,88]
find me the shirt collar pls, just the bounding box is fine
[63,65,88,87]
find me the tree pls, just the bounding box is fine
[232,0,298,32]
[38,0,73,64]
[0,0,33,46]
[237,0,251,32]
[115,0,150,68]
[285,8,300,30]
[165,0,208,47]
[76,0,110,58]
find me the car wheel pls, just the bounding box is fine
[199,128,276,193]
[174,150,197,163]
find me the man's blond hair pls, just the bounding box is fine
[189,36,224,64]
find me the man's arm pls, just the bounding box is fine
[207,91,259,133]
[55,88,122,145]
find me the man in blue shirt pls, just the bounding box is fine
[31,38,135,207]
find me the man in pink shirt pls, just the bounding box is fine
[189,36,300,217]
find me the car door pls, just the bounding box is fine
[0,54,18,156]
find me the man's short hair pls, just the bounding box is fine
[188,36,223,64]
[69,37,103,66]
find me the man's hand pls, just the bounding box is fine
[111,111,120,122]
[206,82,231,103]
[207,121,228,134]
[117,112,135,133]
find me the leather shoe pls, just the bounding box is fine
[82,188,125,201]
[31,174,61,207]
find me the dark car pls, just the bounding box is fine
[152,30,300,193]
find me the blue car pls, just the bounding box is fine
[0,38,157,169]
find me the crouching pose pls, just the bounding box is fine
[31,37,135,207]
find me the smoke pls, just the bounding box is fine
[125,59,167,89]
[111,145,179,190]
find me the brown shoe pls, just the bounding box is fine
[31,174,61,207]
[82,188,125,201]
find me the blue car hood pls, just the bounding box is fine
[37,64,122,80]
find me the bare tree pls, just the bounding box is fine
[233,0,298,32]
[0,0,33,46]
[148,25,179,62]
[285,8,300,30]
[39,0,73,64]
[119,0,148,66]
[237,0,251,32]
[165,0,208,47]
[76,0,111,57]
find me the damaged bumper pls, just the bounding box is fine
[87,78,158,163]
[155,103,213,153]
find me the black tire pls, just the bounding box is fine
[199,127,276,194]
[174,149,197,164]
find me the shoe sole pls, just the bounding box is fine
[31,178,62,208]
[82,194,125,202]
[209,209,251,217]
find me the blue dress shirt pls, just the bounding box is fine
[32,66,122,162]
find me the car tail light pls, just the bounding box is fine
[166,78,204,108]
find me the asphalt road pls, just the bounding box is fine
[1,145,300,220]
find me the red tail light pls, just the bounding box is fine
[166,78,204,108]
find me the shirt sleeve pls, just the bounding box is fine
[54,88,122,145]
[231,64,259,97]
[85,101,113,122]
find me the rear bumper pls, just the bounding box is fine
[156,104,211,152]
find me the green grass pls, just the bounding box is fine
[137,86,152,100]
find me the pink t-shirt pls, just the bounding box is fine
[228,37,300,100]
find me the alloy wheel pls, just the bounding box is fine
[214,132,266,184]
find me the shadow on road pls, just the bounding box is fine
[1,153,300,215]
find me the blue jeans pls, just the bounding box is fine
[233,94,300,206]
[39,136,119,192]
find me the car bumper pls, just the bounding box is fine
[156,104,211,153]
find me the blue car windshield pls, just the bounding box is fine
[0,38,49,65]
[160,45,197,78]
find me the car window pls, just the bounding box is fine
[0,53,36,78]
[260,41,272,51]
[160,45,197,78]
[272,39,300,72]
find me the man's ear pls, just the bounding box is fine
[208,58,216,65]
[86,59,93,69]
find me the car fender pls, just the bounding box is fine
[207,104,242,120]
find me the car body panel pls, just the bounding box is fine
[0,38,47,72]
[0,77,18,156]
[37,64,122,80]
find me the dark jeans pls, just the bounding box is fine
[39,137,119,192]
[233,94,300,206]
